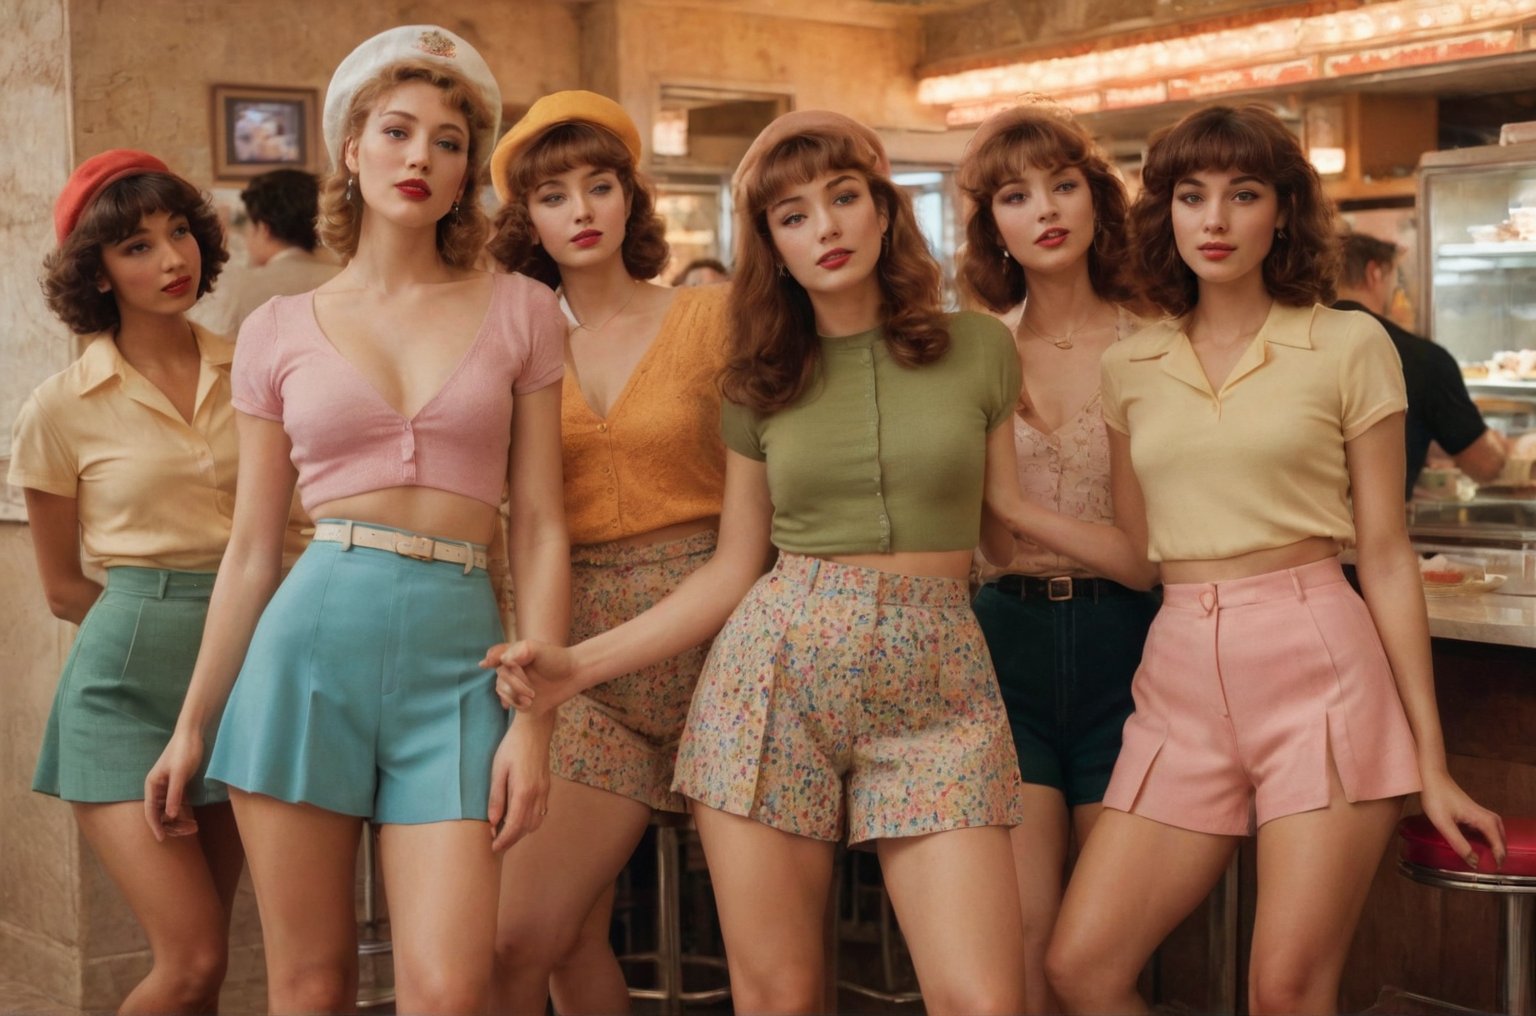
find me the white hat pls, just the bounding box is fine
[323,25,501,170]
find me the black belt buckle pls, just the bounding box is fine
[1047,576,1074,601]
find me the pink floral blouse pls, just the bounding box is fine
[979,303,1144,581]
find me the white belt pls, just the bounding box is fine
[311,521,488,574]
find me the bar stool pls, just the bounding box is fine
[1398,814,1536,1015]
[356,821,395,1009]
[830,848,921,1005]
[620,811,730,1015]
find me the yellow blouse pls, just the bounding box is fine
[8,325,307,571]
[1101,302,1407,563]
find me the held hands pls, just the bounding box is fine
[143,730,204,841]
[478,640,578,715]
[1419,768,1507,870]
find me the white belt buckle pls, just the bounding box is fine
[396,533,436,561]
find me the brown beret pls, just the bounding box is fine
[731,110,891,207]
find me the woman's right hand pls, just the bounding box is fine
[144,730,204,841]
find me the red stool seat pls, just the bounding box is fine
[1399,814,1536,876]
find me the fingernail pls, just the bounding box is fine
[1466,852,1480,869]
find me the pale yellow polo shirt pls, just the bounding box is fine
[8,324,306,572]
[1101,301,1406,563]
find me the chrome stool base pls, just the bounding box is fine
[620,813,730,1015]
[356,821,395,1009]
[1399,860,1536,1016]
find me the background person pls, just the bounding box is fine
[1334,231,1506,496]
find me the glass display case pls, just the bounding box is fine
[1412,141,1536,569]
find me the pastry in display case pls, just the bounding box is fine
[1413,138,1536,586]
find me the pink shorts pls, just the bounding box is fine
[1103,557,1422,836]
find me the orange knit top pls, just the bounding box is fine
[561,284,729,545]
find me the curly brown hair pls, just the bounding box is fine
[1129,104,1339,317]
[317,60,494,269]
[486,122,668,287]
[723,129,948,413]
[41,172,228,336]
[956,108,1133,313]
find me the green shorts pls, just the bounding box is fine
[34,567,224,805]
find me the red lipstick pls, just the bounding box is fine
[817,248,853,269]
[162,276,192,297]
[1036,228,1069,248]
[395,178,431,201]
[1198,242,1235,261]
[572,229,602,249]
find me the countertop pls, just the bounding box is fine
[1426,590,1536,648]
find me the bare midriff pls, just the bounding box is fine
[825,548,974,581]
[597,516,720,551]
[1159,535,1341,585]
[312,486,500,546]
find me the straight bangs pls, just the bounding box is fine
[744,131,877,222]
[79,174,205,247]
[508,122,635,199]
[1143,110,1284,191]
[957,121,1080,199]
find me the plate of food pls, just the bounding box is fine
[1419,554,1506,595]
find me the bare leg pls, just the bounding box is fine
[1071,801,1106,849]
[878,825,1028,1015]
[73,801,243,1014]
[548,884,626,1016]
[378,820,501,1014]
[1248,770,1402,1015]
[492,776,651,1015]
[230,790,362,1014]
[1008,785,1071,1014]
[1046,809,1238,1014]
[691,803,836,1014]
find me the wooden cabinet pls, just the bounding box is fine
[1315,94,1438,203]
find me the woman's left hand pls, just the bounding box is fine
[1419,768,1506,870]
[488,714,554,852]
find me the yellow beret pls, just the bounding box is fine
[490,90,642,203]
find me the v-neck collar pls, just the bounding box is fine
[1131,302,1316,399]
[304,276,497,423]
[565,289,689,424]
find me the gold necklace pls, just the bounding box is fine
[1018,313,1096,350]
[571,281,640,333]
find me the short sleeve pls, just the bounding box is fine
[720,399,765,461]
[231,300,284,421]
[513,279,567,394]
[966,313,1020,432]
[1100,354,1129,434]
[1418,341,1488,456]
[1339,316,1409,440]
[8,389,77,497]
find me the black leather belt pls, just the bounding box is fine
[991,574,1142,602]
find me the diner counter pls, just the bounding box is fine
[1425,590,1536,648]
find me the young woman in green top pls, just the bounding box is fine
[484,109,1154,1013]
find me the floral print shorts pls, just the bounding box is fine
[673,553,1025,844]
[550,530,717,812]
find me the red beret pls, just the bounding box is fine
[54,149,170,244]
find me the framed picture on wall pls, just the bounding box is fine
[211,85,319,180]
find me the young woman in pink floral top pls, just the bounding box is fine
[958,102,1159,1014]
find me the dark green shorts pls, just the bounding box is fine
[34,567,224,805]
[972,580,1159,807]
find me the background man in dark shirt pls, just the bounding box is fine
[1334,232,1506,498]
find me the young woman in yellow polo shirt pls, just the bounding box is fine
[10,150,249,1013]
[484,109,1162,1014]
[1006,104,1504,1014]
[484,91,730,1015]
[956,102,1160,1015]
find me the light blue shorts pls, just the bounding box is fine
[208,522,508,825]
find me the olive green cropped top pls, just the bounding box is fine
[721,311,1020,555]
